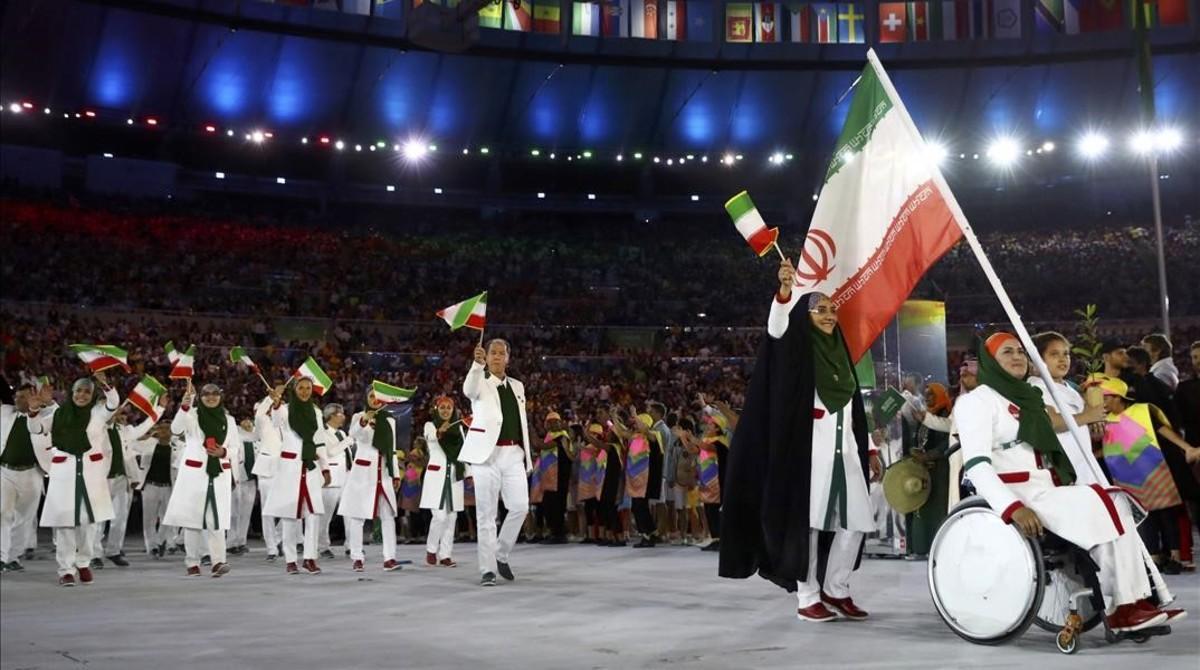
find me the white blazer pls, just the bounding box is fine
[106,417,157,483]
[35,387,120,527]
[420,421,466,512]
[162,405,240,530]
[338,412,400,520]
[1,403,54,472]
[262,402,329,520]
[251,396,282,478]
[321,427,352,488]
[459,363,533,471]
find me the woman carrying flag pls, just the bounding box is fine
[264,377,332,576]
[338,385,403,573]
[421,396,467,567]
[163,381,240,578]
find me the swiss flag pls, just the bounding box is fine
[879,2,908,43]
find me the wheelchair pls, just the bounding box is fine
[927,496,1172,654]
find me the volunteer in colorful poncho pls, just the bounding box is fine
[264,378,332,576]
[533,411,573,544]
[35,374,120,586]
[953,333,1183,633]
[719,258,882,623]
[1097,376,1200,578]
[163,382,240,578]
[421,396,467,567]
[338,386,403,573]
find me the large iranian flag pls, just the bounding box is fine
[69,344,130,373]
[294,356,333,396]
[798,50,963,361]
[128,375,167,421]
[436,292,487,331]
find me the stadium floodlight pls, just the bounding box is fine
[616,154,623,162]
[587,194,596,200]
[403,138,429,162]
[531,149,541,157]
[1128,129,1155,155]
[926,141,949,166]
[986,137,1020,167]
[1041,141,1055,153]
[215,172,225,179]
[334,140,345,151]
[276,177,286,184]
[386,185,395,192]
[690,195,700,201]
[770,152,785,165]
[250,130,265,144]
[722,154,735,166]
[434,187,443,194]
[537,192,546,199]
[1154,126,1183,153]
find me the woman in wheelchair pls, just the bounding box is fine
[951,332,1185,635]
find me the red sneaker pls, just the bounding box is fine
[303,559,321,575]
[211,563,231,578]
[796,602,838,622]
[1108,603,1169,632]
[185,566,202,577]
[352,559,365,573]
[285,562,299,575]
[59,574,76,587]
[77,567,94,585]
[821,592,869,620]
[382,559,401,572]
[439,558,457,568]
[425,552,438,566]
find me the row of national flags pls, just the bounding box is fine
[412,0,1189,41]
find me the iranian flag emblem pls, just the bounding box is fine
[799,50,964,360]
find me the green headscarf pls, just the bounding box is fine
[436,410,465,480]
[52,379,97,457]
[287,388,320,470]
[810,324,857,413]
[977,337,1075,485]
[370,392,397,478]
[197,400,229,479]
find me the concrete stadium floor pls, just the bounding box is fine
[2,540,1197,670]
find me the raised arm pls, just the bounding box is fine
[767,258,800,339]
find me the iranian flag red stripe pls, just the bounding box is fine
[169,345,197,380]
[128,375,167,421]
[800,50,963,361]
[69,344,130,373]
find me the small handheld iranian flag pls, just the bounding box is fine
[798,50,963,360]
[436,291,487,331]
[725,191,781,258]
[164,341,180,365]
[35,375,50,392]
[69,344,130,373]
[229,346,260,373]
[128,375,167,421]
[372,380,416,404]
[169,345,197,380]
[294,356,333,396]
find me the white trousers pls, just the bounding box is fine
[426,509,457,560]
[184,528,226,568]
[317,486,343,552]
[228,479,258,548]
[796,528,864,608]
[54,525,97,577]
[94,476,132,558]
[472,446,529,575]
[1,466,43,562]
[280,517,319,563]
[141,483,175,551]
[1090,495,1151,611]
[258,476,281,555]
[346,496,396,562]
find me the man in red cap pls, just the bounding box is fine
[954,332,1185,634]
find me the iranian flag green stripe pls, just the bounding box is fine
[725,191,779,257]
[164,341,179,365]
[229,346,259,373]
[294,356,333,396]
[372,380,416,404]
[128,375,167,421]
[436,292,487,331]
[800,50,964,361]
[169,345,197,380]
[69,344,130,373]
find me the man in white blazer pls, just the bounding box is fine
[460,339,532,587]
[1,381,54,572]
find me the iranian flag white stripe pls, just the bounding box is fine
[128,375,167,421]
[372,380,415,404]
[799,49,963,361]
[436,292,487,331]
[69,344,130,373]
[294,356,333,396]
[169,345,197,379]
[725,191,779,257]
[229,346,259,373]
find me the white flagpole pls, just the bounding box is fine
[865,49,1172,602]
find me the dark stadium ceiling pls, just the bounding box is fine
[1,0,1197,161]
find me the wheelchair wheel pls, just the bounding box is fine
[1032,556,1103,634]
[928,498,1045,645]
[1056,630,1078,654]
